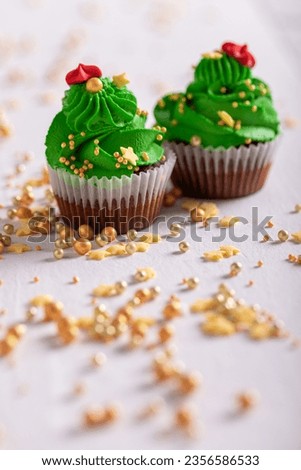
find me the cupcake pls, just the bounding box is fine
[154,42,280,198]
[45,64,175,234]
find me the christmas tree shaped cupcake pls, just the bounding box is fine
[154,42,280,198]
[46,64,175,233]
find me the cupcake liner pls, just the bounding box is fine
[48,150,176,234]
[165,139,279,199]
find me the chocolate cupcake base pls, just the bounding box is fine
[55,193,165,234]
[48,151,176,235]
[165,140,279,199]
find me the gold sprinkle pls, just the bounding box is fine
[217,110,235,128]
[91,352,107,367]
[61,142,66,148]
[278,230,289,242]
[179,241,190,253]
[239,91,246,98]
[251,105,257,112]
[190,135,201,146]
[257,260,264,268]
[245,138,252,145]
[294,204,301,212]
[232,101,238,108]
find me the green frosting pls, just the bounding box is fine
[46,77,165,179]
[154,52,280,148]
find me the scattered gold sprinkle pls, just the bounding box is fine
[278,229,289,242]
[91,352,107,367]
[179,241,190,253]
[203,245,240,262]
[291,231,301,243]
[257,260,264,268]
[219,216,240,228]
[237,391,260,412]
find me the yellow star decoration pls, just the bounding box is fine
[120,147,138,166]
[112,73,130,88]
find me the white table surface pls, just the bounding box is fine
[0,0,300,450]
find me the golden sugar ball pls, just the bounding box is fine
[101,226,117,242]
[86,77,103,93]
[278,229,289,242]
[0,241,5,254]
[190,135,201,146]
[7,208,17,219]
[3,224,14,235]
[0,235,11,247]
[158,324,175,343]
[73,238,92,256]
[65,236,76,247]
[54,238,67,249]
[179,241,190,253]
[169,223,182,236]
[78,224,94,240]
[125,241,137,255]
[54,248,64,260]
[95,234,108,247]
[190,207,205,222]
[59,226,74,240]
[127,229,137,241]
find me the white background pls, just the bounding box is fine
[0,0,300,450]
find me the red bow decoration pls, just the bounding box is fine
[221,42,255,68]
[65,64,102,85]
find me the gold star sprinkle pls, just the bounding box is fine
[120,147,138,166]
[112,73,130,88]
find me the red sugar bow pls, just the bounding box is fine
[221,42,255,68]
[65,64,102,85]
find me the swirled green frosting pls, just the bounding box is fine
[154,52,280,148]
[46,77,165,179]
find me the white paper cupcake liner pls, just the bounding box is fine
[48,149,176,233]
[165,139,280,199]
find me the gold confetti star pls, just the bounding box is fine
[112,73,130,88]
[120,147,138,166]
